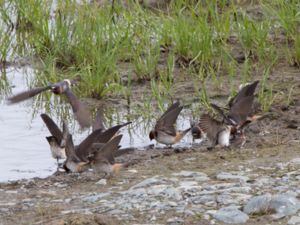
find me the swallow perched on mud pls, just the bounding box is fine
[8,75,91,128]
[41,113,103,167]
[149,101,191,146]
[63,131,89,173]
[199,114,232,148]
[90,135,130,178]
[41,114,67,170]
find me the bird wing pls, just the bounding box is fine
[7,86,51,103]
[40,114,63,144]
[75,129,105,161]
[199,114,224,143]
[92,108,106,132]
[64,88,91,128]
[155,105,183,136]
[228,80,259,107]
[95,122,131,143]
[65,133,82,163]
[228,95,254,125]
[93,135,122,164]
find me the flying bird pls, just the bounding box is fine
[8,76,91,128]
[149,101,191,146]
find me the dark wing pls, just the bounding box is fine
[64,88,92,129]
[65,134,82,162]
[93,135,123,164]
[92,109,106,132]
[228,80,259,107]
[228,95,254,125]
[95,122,131,143]
[40,114,63,143]
[211,103,230,121]
[114,147,135,157]
[159,101,181,119]
[75,128,105,161]
[155,106,183,136]
[7,86,51,103]
[199,114,223,143]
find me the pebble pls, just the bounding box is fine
[216,172,249,182]
[214,206,249,224]
[95,179,107,185]
[288,216,300,225]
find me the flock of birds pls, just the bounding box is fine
[7,77,262,178]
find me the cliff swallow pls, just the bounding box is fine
[8,76,91,128]
[199,114,232,148]
[190,122,203,140]
[41,113,103,167]
[41,114,66,170]
[90,135,128,178]
[149,101,191,146]
[63,131,89,173]
[76,121,131,162]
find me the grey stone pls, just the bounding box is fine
[288,216,300,225]
[172,170,207,178]
[244,193,300,218]
[82,193,111,203]
[216,172,249,182]
[243,194,272,215]
[95,179,107,185]
[270,194,300,219]
[167,217,184,225]
[191,195,216,205]
[214,206,249,224]
[129,176,169,189]
[290,158,300,165]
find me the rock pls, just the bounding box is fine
[191,195,216,205]
[216,172,249,182]
[243,193,300,219]
[167,217,184,225]
[82,193,111,203]
[172,170,207,177]
[95,179,107,185]
[213,206,249,224]
[243,194,272,215]
[288,216,300,225]
[270,194,300,219]
[129,176,168,189]
[290,158,300,165]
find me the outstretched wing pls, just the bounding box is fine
[8,86,51,103]
[40,114,63,144]
[64,88,92,128]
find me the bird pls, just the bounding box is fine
[198,114,232,148]
[63,128,90,173]
[92,108,107,132]
[8,76,91,128]
[41,113,103,169]
[149,101,191,146]
[90,134,129,178]
[41,114,67,170]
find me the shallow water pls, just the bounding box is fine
[0,66,193,182]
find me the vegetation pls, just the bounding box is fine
[0,0,299,112]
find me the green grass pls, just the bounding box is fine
[0,0,299,112]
